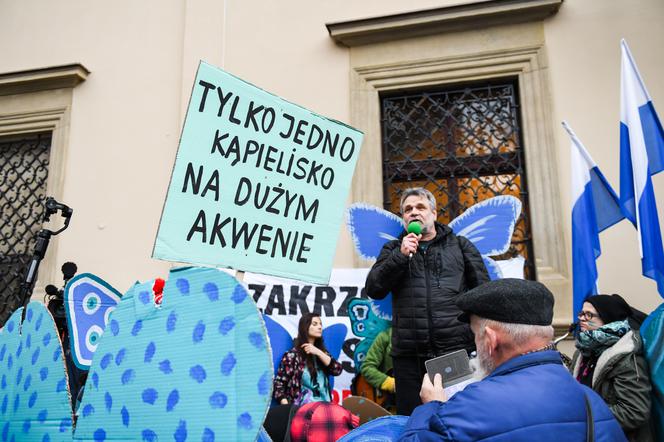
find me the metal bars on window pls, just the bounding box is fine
[0,133,51,325]
[380,80,536,279]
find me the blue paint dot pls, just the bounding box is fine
[38,369,50,389]
[25,392,36,408]
[56,378,66,393]
[167,311,177,333]
[115,348,127,366]
[42,333,51,347]
[238,412,253,430]
[91,372,99,389]
[209,391,228,409]
[93,428,106,441]
[218,317,235,335]
[26,334,32,349]
[1,395,7,414]
[0,375,5,389]
[104,391,113,412]
[202,428,215,442]
[142,429,157,442]
[37,409,48,423]
[144,342,156,363]
[100,353,112,370]
[176,278,190,294]
[159,359,173,374]
[204,282,219,301]
[31,348,40,365]
[0,345,5,361]
[231,285,247,304]
[7,355,13,369]
[258,372,270,395]
[42,435,50,442]
[26,308,33,322]
[190,365,207,383]
[1,423,8,441]
[121,406,130,427]
[15,394,22,411]
[166,389,179,412]
[7,321,14,333]
[110,319,120,336]
[249,332,265,349]
[174,420,187,442]
[15,367,23,386]
[131,320,143,336]
[53,346,62,362]
[121,369,135,385]
[16,342,23,357]
[221,353,236,376]
[60,418,72,432]
[35,314,43,331]
[142,388,158,405]
[193,321,206,343]
[23,419,30,433]
[139,291,151,305]
[23,374,32,392]
[82,404,94,417]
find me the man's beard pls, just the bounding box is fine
[470,342,496,380]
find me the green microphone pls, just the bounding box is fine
[406,221,422,258]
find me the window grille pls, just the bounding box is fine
[381,80,536,279]
[0,133,51,325]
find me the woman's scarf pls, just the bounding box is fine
[575,319,630,357]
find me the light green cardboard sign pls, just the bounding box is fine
[153,61,363,284]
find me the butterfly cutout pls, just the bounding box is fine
[64,273,122,370]
[345,196,523,368]
[347,298,391,371]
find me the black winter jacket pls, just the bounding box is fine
[365,222,489,357]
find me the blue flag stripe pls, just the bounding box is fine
[619,122,637,226]
[572,181,601,316]
[589,167,624,232]
[638,178,664,295]
[639,101,664,175]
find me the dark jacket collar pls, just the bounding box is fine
[398,222,452,244]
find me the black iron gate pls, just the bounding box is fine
[0,132,51,325]
[380,80,536,279]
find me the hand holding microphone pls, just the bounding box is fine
[401,221,422,258]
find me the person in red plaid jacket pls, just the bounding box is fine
[273,313,343,405]
[289,401,359,442]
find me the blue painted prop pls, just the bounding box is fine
[640,303,664,439]
[73,267,273,442]
[0,302,73,441]
[345,196,522,364]
[337,415,408,442]
[347,298,391,372]
[64,273,122,370]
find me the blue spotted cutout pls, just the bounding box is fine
[73,267,273,441]
[0,303,73,440]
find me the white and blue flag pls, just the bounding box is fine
[619,39,664,297]
[566,121,624,316]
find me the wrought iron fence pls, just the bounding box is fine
[0,132,51,325]
[381,80,536,279]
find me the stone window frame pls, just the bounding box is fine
[328,0,571,323]
[0,64,89,296]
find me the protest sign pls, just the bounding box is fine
[153,61,363,284]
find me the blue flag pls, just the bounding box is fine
[566,121,624,317]
[619,39,664,297]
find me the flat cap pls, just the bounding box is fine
[456,278,554,325]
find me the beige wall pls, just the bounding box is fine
[0,0,662,320]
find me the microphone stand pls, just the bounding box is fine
[17,197,73,312]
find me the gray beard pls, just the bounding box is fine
[470,344,496,381]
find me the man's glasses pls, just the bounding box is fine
[577,311,598,321]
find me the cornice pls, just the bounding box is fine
[0,64,90,96]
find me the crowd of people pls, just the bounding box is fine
[264,187,657,442]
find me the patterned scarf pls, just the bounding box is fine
[575,319,630,357]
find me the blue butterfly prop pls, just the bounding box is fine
[64,273,122,370]
[345,196,522,370]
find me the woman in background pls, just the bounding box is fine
[273,313,342,405]
[570,294,653,441]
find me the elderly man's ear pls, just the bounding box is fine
[483,325,499,356]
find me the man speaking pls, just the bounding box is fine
[365,187,489,415]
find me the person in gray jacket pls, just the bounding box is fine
[571,294,654,441]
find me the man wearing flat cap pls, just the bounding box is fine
[399,279,627,442]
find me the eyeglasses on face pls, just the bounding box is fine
[577,310,598,321]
